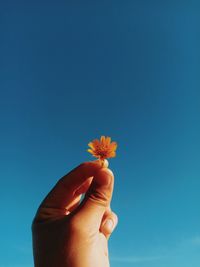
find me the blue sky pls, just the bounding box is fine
[0,1,200,266]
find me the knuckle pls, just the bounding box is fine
[89,190,111,207]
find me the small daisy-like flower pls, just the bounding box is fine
[87,136,117,161]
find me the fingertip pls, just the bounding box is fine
[77,160,102,174]
[105,167,114,177]
[98,167,114,176]
[101,212,118,237]
[103,218,115,233]
[89,159,109,168]
[79,159,110,175]
[102,159,109,168]
[94,168,114,187]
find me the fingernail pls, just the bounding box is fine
[104,219,114,232]
[92,159,109,168]
[102,159,109,168]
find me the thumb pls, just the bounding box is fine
[73,168,114,229]
[100,209,118,240]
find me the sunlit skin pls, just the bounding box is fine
[32,160,118,267]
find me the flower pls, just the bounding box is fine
[87,136,117,160]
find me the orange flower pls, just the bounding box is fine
[87,136,117,160]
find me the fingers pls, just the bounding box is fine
[72,168,114,230]
[100,209,118,240]
[74,177,93,197]
[36,160,108,219]
[66,178,93,213]
[34,160,108,222]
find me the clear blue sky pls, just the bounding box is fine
[0,1,200,267]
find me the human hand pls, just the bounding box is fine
[32,160,118,267]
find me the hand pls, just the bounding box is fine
[32,160,118,267]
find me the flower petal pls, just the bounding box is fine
[109,151,116,158]
[100,136,106,143]
[88,142,95,149]
[87,149,95,155]
[92,139,100,147]
[105,137,111,145]
[110,142,118,150]
[87,136,117,160]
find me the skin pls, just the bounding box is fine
[32,160,118,267]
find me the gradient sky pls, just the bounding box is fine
[0,1,200,267]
